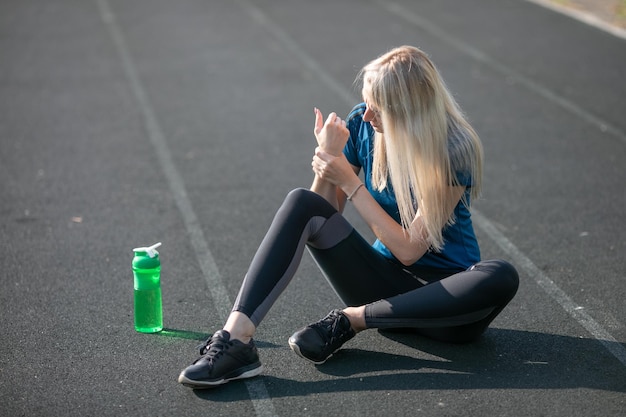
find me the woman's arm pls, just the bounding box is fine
[349,184,465,265]
[313,148,466,266]
[309,108,352,211]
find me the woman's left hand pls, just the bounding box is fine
[312,147,359,189]
[313,108,349,156]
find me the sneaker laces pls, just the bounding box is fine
[196,333,231,363]
[312,310,352,348]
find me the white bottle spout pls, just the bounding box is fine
[133,242,162,258]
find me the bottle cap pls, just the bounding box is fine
[133,242,162,258]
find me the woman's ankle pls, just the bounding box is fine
[223,311,256,344]
[342,306,367,333]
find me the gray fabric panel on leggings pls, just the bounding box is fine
[245,213,353,326]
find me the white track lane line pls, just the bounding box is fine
[237,0,626,367]
[472,211,626,367]
[97,1,277,415]
[375,0,626,146]
[526,0,626,40]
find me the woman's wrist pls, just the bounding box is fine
[318,145,343,157]
[345,182,364,201]
[314,145,343,158]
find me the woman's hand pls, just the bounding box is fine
[314,108,349,156]
[312,147,360,191]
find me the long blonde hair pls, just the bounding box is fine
[360,46,483,251]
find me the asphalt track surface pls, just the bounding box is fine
[1,0,625,416]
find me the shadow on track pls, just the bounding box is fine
[191,328,626,401]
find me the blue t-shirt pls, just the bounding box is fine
[344,103,481,271]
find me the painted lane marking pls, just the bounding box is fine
[526,0,626,40]
[375,0,626,146]
[96,1,277,415]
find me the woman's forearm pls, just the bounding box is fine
[345,185,429,265]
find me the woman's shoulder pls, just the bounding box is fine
[447,127,468,155]
[447,125,478,187]
[347,103,367,124]
[346,103,373,139]
[346,103,373,145]
[344,103,372,168]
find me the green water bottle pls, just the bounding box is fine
[132,242,163,333]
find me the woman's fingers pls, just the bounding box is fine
[325,112,337,126]
[314,108,346,131]
[311,154,324,177]
[314,107,323,135]
[312,151,344,184]
[315,147,333,161]
[313,108,349,155]
[315,108,345,128]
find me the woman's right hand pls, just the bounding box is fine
[314,108,349,156]
[312,147,359,190]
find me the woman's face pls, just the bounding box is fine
[362,94,383,133]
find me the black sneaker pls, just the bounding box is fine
[177,330,262,388]
[288,309,356,364]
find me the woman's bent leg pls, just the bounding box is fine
[366,259,519,343]
[232,188,354,326]
[180,188,350,387]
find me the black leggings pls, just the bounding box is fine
[233,188,519,343]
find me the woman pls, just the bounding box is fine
[178,46,519,388]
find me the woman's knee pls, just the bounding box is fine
[495,259,519,291]
[281,188,336,218]
[283,188,318,209]
[474,259,519,301]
